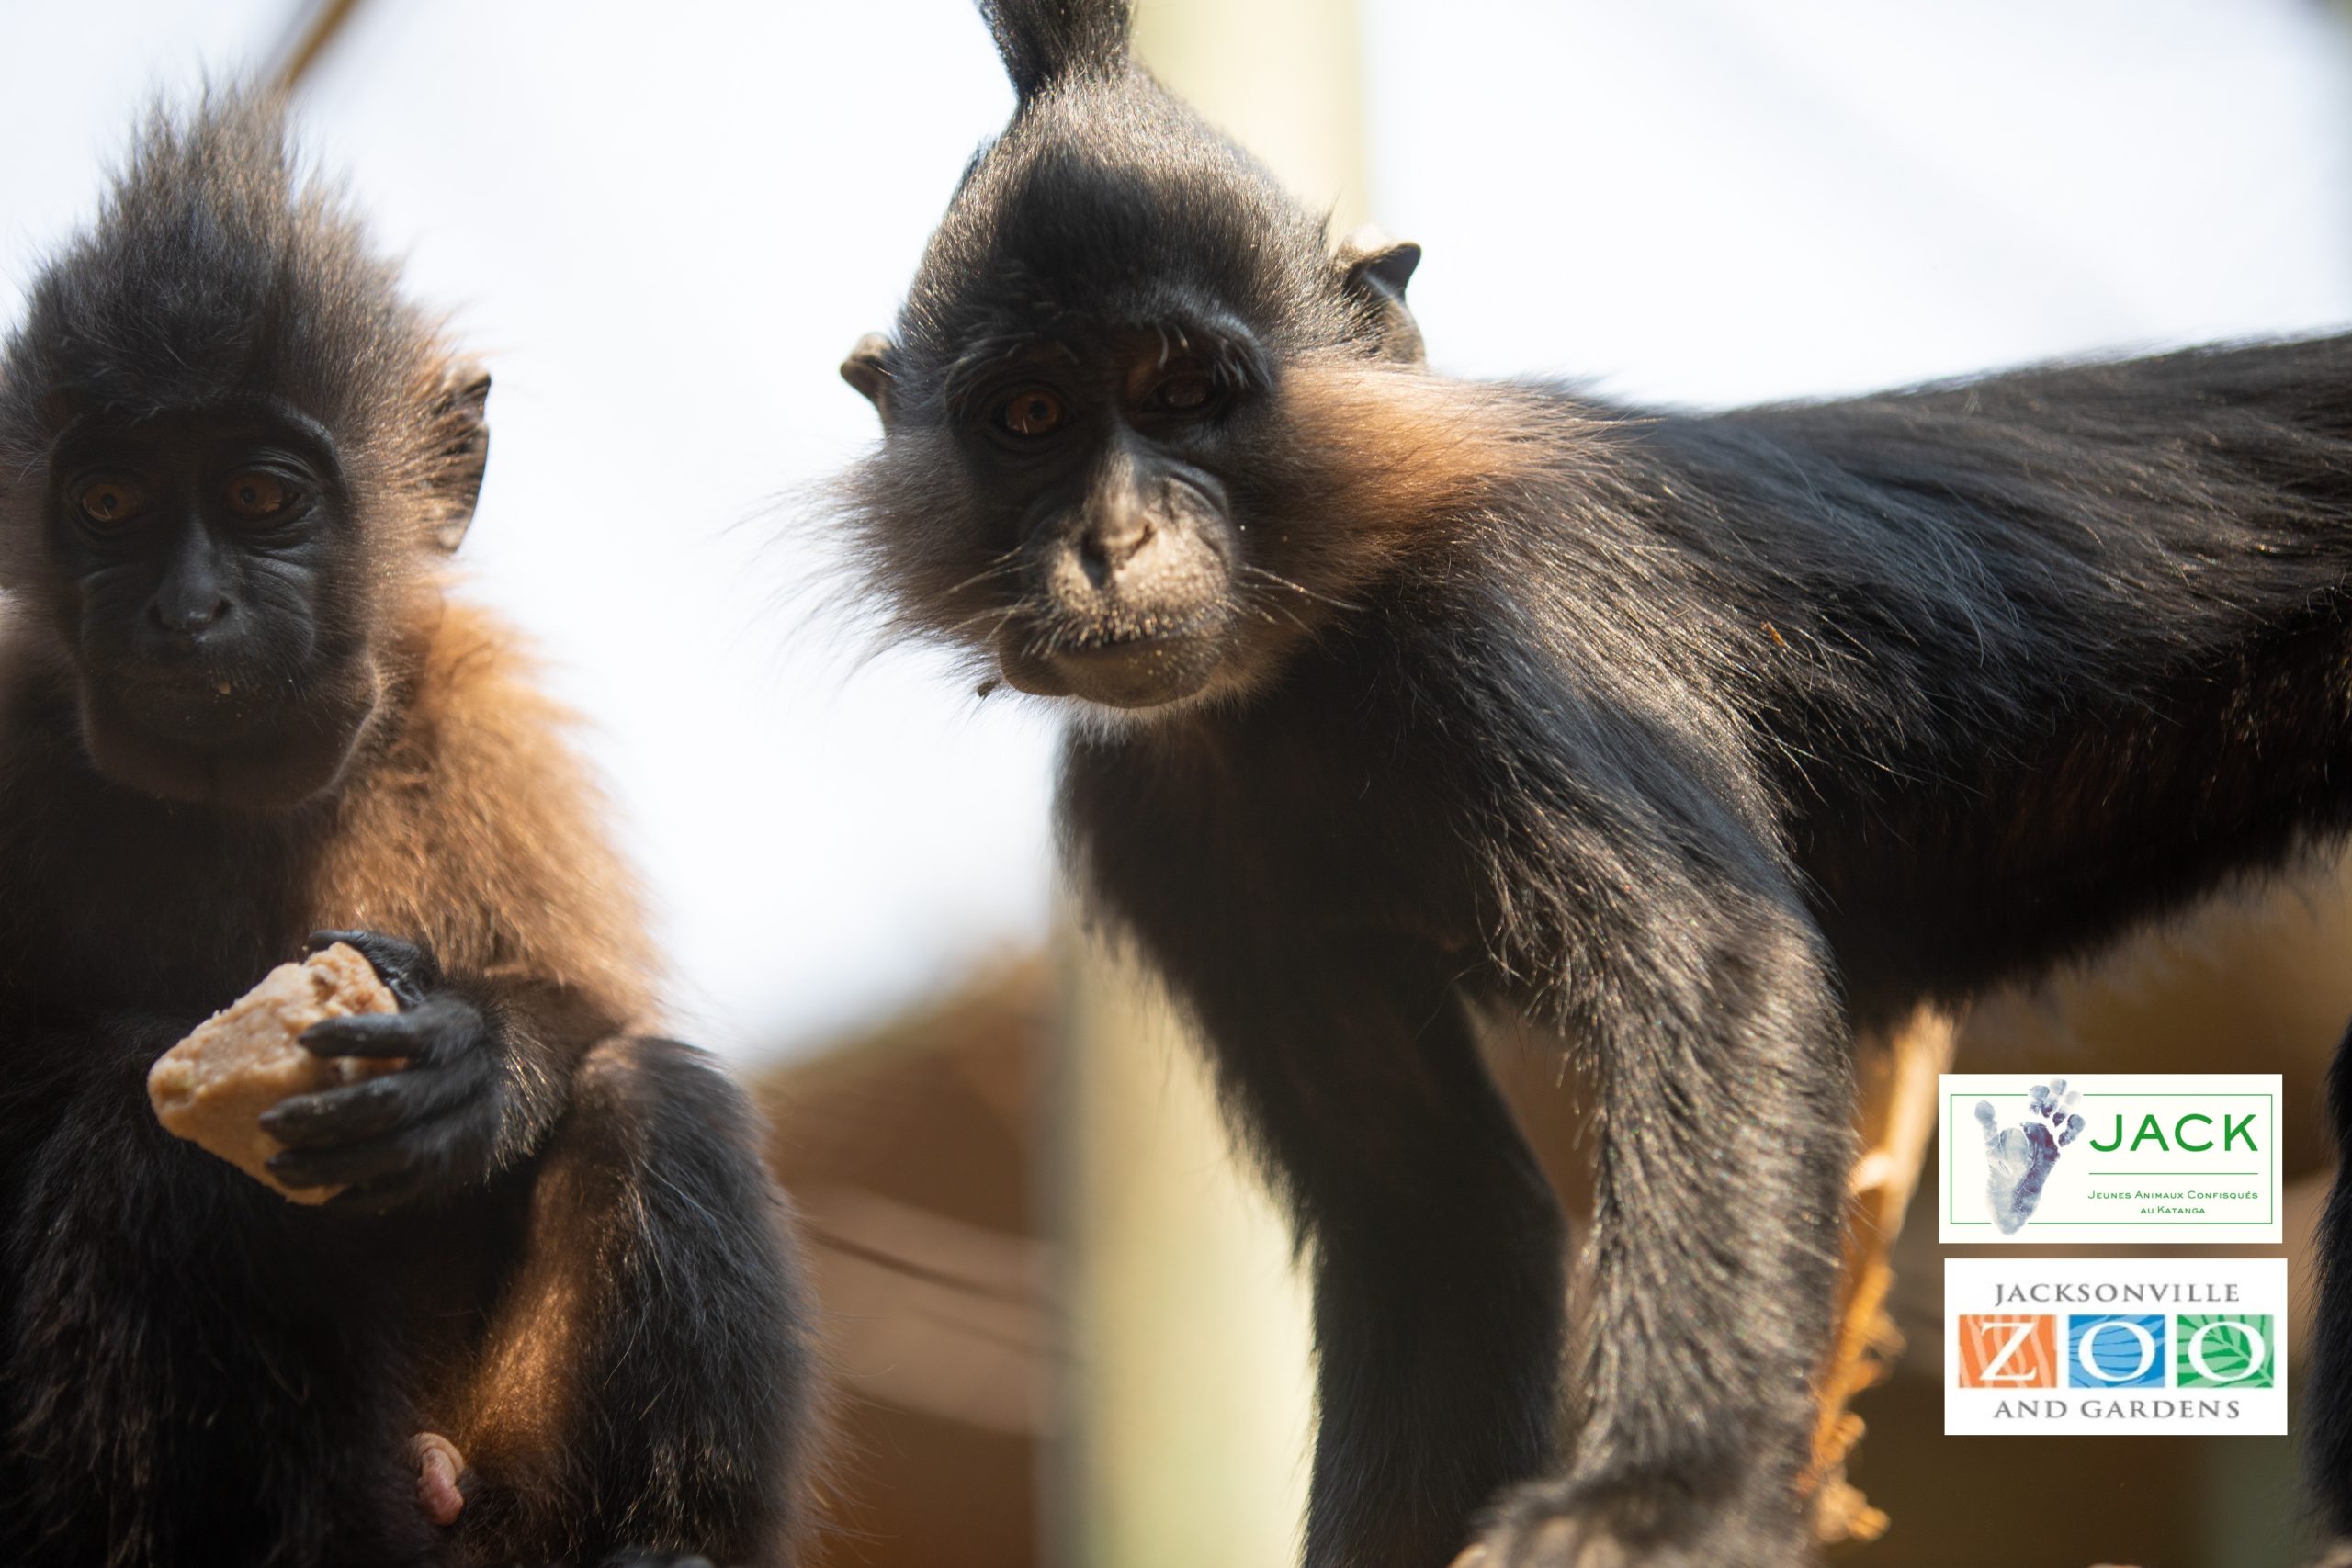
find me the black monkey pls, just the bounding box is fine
[0,96,817,1565]
[836,5,2352,1564]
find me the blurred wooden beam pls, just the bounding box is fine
[1046,9,1365,1566]
[1132,0,1369,230]
[1049,941,1314,1568]
[264,0,368,96]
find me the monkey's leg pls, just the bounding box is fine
[1177,936,1566,1568]
[449,1036,820,1568]
[1472,882,1851,1568]
[2305,1021,2352,1540]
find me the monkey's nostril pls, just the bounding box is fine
[153,596,233,637]
[1080,515,1156,583]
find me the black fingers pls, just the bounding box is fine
[260,1074,416,1147]
[263,1056,492,1192]
[263,998,500,1201]
[261,1044,489,1149]
[306,929,442,1009]
[266,1128,433,1193]
[300,995,485,1064]
[263,1080,493,1198]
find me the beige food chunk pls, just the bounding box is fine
[147,942,403,1203]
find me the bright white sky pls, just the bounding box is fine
[5,0,2348,1061]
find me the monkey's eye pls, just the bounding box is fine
[995,388,1069,439]
[220,470,294,523]
[74,475,153,530]
[1149,368,1221,415]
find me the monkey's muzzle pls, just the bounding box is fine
[104,668,271,745]
[996,608,1230,708]
[1001,502,1238,708]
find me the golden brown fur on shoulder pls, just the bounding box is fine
[309,592,657,1039]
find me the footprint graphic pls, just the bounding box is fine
[1974,1080,2086,1235]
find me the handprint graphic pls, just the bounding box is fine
[1974,1079,2086,1234]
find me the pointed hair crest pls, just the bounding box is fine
[981,0,1134,99]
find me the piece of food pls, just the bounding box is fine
[147,942,402,1203]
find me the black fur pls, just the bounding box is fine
[982,0,1134,100]
[2315,1024,2352,1540]
[840,7,2352,1565]
[0,96,817,1565]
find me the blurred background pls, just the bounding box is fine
[6,2,2352,1563]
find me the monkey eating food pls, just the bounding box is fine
[0,95,817,1567]
[835,4,2352,1565]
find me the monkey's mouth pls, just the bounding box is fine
[80,659,384,810]
[107,670,274,744]
[995,609,1229,708]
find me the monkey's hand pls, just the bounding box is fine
[258,930,515,1212]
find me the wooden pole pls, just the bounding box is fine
[1046,5,1366,1564]
[1802,1006,1962,1545]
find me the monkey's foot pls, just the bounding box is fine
[1458,1477,1814,1568]
[408,1432,465,1528]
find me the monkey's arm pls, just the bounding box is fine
[1422,616,1856,1567]
[1119,918,1566,1568]
[1061,719,1563,1568]
[1090,837,1849,1568]
[1470,819,1853,1567]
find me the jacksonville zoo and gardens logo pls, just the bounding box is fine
[1938,1073,2282,1244]
[1945,1258,2288,1436]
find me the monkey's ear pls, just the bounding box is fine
[428,366,492,555]
[1335,224,1426,367]
[842,333,896,425]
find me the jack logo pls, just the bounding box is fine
[1939,1074,2282,1244]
